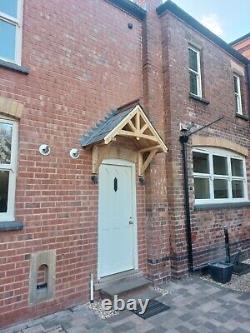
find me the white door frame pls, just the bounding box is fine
[97,159,138,279]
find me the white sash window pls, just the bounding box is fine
[188,45,202,98]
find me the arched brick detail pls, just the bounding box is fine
[0,96,23,119]
[192,135,248,156]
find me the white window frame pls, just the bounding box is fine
[0,0,23,65]
[188,45,202,98]
[193,147,248,205]
[0,118,18,222]
[233,74,243,115]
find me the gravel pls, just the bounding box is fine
[200,259,250,293]
[87,301,119,320]
[154,286,171,296]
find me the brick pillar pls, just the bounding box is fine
[139,0,171,282]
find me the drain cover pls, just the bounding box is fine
[131,300,170,319]
[45,325,66,333]
[233,263,250,276]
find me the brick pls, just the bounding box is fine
[0,0,249,328]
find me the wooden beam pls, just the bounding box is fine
[135,112,140,130]
[103,105,168,153]
[139,110,168,153]
[92,145,99,174]
[138,152,143,176]
[118,130,159,142]
[142,149,157,174]
[140,123,148,134]
[104,107,138,144]
[128,120,137,133]
[139,145,161,153]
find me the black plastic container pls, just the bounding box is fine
[208,262,233,284]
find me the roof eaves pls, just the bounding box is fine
[156,0,249,65]
[106,0,146,21]
[230,33,250,46]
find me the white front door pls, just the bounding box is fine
[98,160,137,278]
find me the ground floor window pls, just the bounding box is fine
[0,118,18,221]
[193,147,248,204]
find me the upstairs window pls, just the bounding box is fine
[0,0,23,64]
[188,46,202,98]
[0,118,18,221]
[193,147,247,204]
[233,75,243,115]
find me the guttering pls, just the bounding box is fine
[247,64,250,116]
[106,0,147,20]
[230,33,250,46]
[156,0,249,65]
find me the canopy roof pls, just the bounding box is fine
[81,103,168,154]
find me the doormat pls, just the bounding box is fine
[131,300,170,319]
[233,263,250,276]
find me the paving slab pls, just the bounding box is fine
[1,276,250,333]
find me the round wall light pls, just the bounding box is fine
[70,148,80,159]
[39,144,51,156]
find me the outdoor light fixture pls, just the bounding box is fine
[91,174,98,184]
[70,148,80,159]
[139,176,145,185]
[39,144,51,156]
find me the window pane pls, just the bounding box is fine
[0,122,12,164]
[194,178,210,199]
[0,0,18,18]
[0,20,16,61]
[213,155,228,175]
[0,170,9,213]
[189,48,198,71]
[232,180,244,198]
[231,158,244,177]
[193,152,209,173]
[190,71,198,95]
[233,76,238,93]
[235,95,239,113]
[214,179,228,199]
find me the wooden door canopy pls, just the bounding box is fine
[81,103,168,176]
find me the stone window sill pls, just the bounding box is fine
[236,113,249,121]
[0,221,24,232]
[194,201,250,211]
[189,93,210,105]
[0,59,29,75]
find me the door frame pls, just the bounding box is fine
[97,159,138,279]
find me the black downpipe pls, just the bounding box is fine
[180,135,193,272]
[179,116,224,273]
[224,227,231,264]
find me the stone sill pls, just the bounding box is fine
[194,201,250,211]
[0,59,29,75]
[236,113,249,121]
[0,221,24,232]
[189,93,210,105]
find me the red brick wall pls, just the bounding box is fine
[138,0,171,282]
[233,37,250,60]
[160,12,250,275]
[0,0,146,327]
[1,0,250,328]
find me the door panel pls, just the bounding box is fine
[98,162,135,278]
